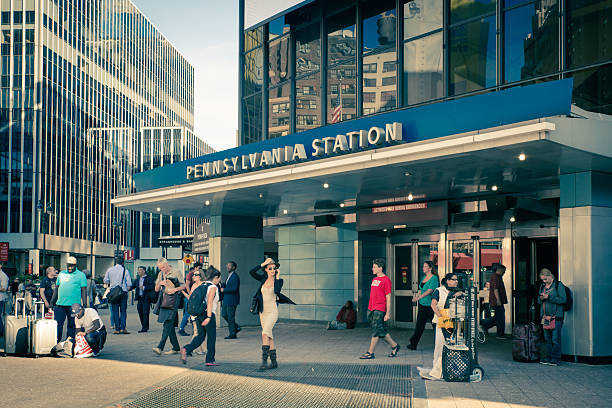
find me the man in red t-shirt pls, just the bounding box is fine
[360,258,400,359]
[481,264,508,339]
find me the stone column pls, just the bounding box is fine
[559,171,612,360]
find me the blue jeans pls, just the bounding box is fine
[54,305,76,340]
[85,328,107,354]
[179,299,190,331]
[111,292,128,331]
[543,318,564,363]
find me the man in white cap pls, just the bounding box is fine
[53,256,87,340]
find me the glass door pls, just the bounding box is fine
[393,244,417,328]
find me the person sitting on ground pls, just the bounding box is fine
[328,300,357,330]
[71,303,107,356]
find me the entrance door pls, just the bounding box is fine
[393,242,439,327]
[393,244,417,327]
[513,237,558,325]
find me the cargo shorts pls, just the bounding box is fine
[368,310,388,338]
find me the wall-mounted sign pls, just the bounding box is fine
[192,222,210,254]
[123,249,134,261]
[0,242,8,262]
[158,236,193,252]
[186,123,403,182]
[357,200,448,231]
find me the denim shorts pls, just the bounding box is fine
[368,310,388,338]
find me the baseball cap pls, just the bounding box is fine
[67,256,77,265]
[70,303,83,317]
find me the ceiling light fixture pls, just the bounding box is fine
[518,153,526,161]
[404,171,412,177]
[283,209,288,215]
[156,207,161,212]
[383,228,388,232]
[258,193,264,198]
[339,203,345,208]
[408,193,414,201]
[491,185,498,191]
[323,183,329,189]
[510,216,516,223]
[205,200,210,206]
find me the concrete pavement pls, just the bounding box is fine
[1,304,611,407]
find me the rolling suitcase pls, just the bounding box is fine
[4,298,29,355]
[512,322,542,362]
[30,301,57,357]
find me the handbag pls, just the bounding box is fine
[438,309,454,329]
[161,291,176,309]
[249,295,260,315]
[107,266,126,305]
[542,303,556,330]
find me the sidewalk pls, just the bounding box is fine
[1,305,611,408]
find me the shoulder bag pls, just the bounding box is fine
[107,267,126,305]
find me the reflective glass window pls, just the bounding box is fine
[243,47,263,96]
[363,52,397,114]
[269,15,290,40]
[295,72,321,132]
[268,84,290,138]
[242,94,263,144]
[450,0,496,24]
[327,58,356,124]
[403,0,443,40]
[362,0,397,54]
[566,0,612,69]
[449,15,497,95]
[403,31,443,105]
[504,1,558,83]
[327,7,356,66]
[244,27,263,52]
[295,23,320,75]
[479,241,502,290]
[569,63,612,115]
[269,35,290,87]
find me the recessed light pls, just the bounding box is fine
[205,200,210,206]
[258,193,264,198]
[510,216,516,223]
[283,209,288,215]
[404,172,412,177]
[323,183,329,189]
[408,193,414,201]
[156,207,161,212]
[491,185,498,191]
[339,203,345,208]
[518,153,526,161]
[383,228,387,232]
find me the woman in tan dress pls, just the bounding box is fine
[249,258,284,370]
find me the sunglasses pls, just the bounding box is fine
[448,278,458,281]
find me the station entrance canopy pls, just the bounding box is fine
[112,79,612,223]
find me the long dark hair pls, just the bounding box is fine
[441,272,458,288]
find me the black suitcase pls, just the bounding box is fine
[512,323,542,362]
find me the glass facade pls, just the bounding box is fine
[139,126,213,248]
[239,0,612,146]
[0,0,196,252]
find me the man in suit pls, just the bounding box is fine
[131,266,155,333]
[221,261,241,339]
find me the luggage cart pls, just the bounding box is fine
[441,282,485,382]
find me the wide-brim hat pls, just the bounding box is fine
[262,257,280,268]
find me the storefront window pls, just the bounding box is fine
[404,31,443,105]
[452,241,474,288]
[449,15,497,95]
[566,0,612,69]
[504,1,559,83]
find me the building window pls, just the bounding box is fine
[364,78,377,87]
[566,0,612,69]
[269,83,290,137]
[450,0,496,25]
[569,63,612,115]
[404,0,443,41]
[382,76,396,86]
[449,15,497,95]
[504,1,559,84]
[404,31,443,105]
[295,23,321,76]
[269,35,290,87]
[363,62,378,73]
[296,72,321,132]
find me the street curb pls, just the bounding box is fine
[410,365,429,408]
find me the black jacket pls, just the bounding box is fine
[249,265,295,313]
[131,275,155,301]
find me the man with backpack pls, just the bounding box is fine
[537,268,571,366]
[104,255,132,335]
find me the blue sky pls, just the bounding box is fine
[132,0,239,151]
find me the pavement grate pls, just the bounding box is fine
[118,362,412,408]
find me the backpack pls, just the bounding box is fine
[186,283,211,317]
[555,281,573,312]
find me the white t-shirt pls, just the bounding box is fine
[0,270,9,302]
[75,308,104,332]
[205,282,219,316]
